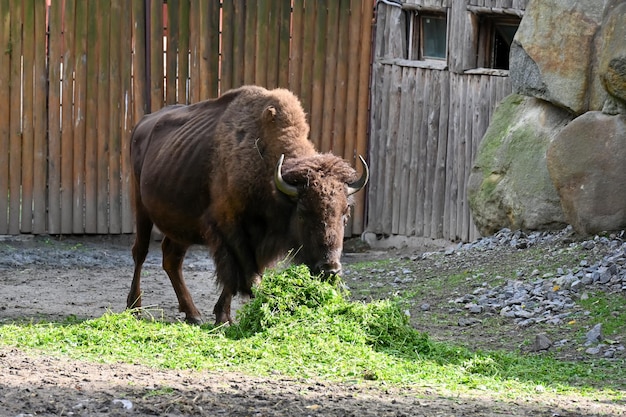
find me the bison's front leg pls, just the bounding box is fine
[213,285,235,324]
[161,237,203,324]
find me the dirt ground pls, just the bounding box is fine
[0,234,625,416]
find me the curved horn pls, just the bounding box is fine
[274,154,299,198]
[347,155,369,196]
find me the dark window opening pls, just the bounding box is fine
[406,11,447,61]
[476,16,520,70]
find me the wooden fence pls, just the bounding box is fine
[0,0,373,236]
[368,0,526,242]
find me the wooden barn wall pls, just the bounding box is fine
[368,0,525,242]
[0,0,373,236]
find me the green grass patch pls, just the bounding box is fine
[578,293,626,338]
[0,265,624,400]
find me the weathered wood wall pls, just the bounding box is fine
[368,0,526,242]
[0,0,373,236]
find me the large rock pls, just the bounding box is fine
[468,95,571,236]
[510,0,605,114]
[597,2,626,108]
[547,112,626,234]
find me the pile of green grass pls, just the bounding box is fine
[0,265,624,399]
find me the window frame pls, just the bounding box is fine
[406,9,448,62]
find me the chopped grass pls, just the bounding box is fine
[0,265,624,401]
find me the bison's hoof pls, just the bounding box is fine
[185,315,203,325]
[214,314,232,325]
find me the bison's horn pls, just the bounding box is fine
[347,155,369,196]
[275,154,299,198]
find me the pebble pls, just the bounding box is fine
[531,333,552,352]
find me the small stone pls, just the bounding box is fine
[586,323,603,344]
[604,349,616,359]
[458,317,481,327]
[466,303,483,314]
[530,333,552,352]
[585,346,603,355]
[420,303,430,311]
[581,241,596,250]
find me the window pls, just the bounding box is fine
[406,12,447,61]
[476,16,520,70]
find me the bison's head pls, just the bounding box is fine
[275,154,368,278]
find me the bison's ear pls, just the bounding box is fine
[262,106,277,123]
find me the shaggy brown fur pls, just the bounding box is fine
[127,86,366,324]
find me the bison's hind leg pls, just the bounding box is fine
[127,205,153,312]
[161,237,203,324]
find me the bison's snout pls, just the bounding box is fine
[314,261,342,278]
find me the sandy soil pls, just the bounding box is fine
[0,235,624,416]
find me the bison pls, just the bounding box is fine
[127,85,368,324]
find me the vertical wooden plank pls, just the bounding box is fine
[342,0,361,161]
[221,0,235,92]
[425,70,442,238]
[352,0,374,235]
[60,0,77,233]
[21,0,35,232]
[309,0,327,150]
[411,69,423,236]
[382,64,401,234]
[96,1,111,233]
[297,1,316,123]
[369,63,390,233]
[85,0,99,233]
[243,0,256,85]
[320,1,339,153]
[406,69,420,236]
[341,0,359,235]
[277,0,291,89]
[389,67,405,235]
[421,70,433,237]
[367,62,384,233]
[121,0,134,233]
[396,68,414,236]
[73,0,88,233]
[452,74,464,241]
[166,0,179,104]
[150,0,164,110]
[231,0,246,88]
[255,0,269,87]
[109,0,122,233]
[10,0,25,231]
[456,76,466,240]
[47,0,63,234]
[444,73,460,240]
[132,0,148,118]
[432,70,450,238]
[188,0,200,102]
[288,0,304,94]
[208,0,220,96]
[331,0,350,159]
[0,0,10,233]
[8,0,22,233]
[265,0,279,88]
[32,0,47,233]
[177,0,190,103]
